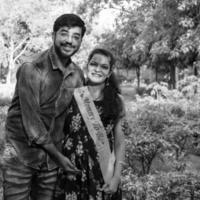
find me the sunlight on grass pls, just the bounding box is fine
[0,83,14,100]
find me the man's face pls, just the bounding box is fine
[53,26,83,59]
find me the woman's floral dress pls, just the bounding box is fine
[60,97,120,200]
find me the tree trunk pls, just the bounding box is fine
[6,39,15,85]
[169,64,176,89]
[175,66,179,89]
[155,67,158,82]
[136,65,140,88]
[6,36,29,84]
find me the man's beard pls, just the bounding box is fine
[54,42,77,59]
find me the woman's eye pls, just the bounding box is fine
[90,62,98,66]
[101,65,109,70]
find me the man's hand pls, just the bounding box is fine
[59,155,81,175]
[41,142,80,175]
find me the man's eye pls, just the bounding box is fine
[73,36,81,41]
[60,32,68,36]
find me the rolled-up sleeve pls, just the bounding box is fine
[17,63,52,146]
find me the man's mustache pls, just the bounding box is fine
[61,42,73,48]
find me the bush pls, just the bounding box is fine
[123,82,200,199]
[122,171,200,200]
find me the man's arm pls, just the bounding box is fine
[18,63,51,145]
[42,143,80,174]
[17,63,79,173]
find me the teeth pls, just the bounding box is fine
[93,74,101,77]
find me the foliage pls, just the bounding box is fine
[178,75,200,99]
[78,0,200,86]
[122,77,200,199]
[122,172,200,200]
[0,0,87,83]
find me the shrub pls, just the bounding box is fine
[125,99,173,175]
[178,75,200,100]
[122,171,200,200]
[121,78,200,199]
[125,97,200,168]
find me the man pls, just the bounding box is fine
[2,14,86,200]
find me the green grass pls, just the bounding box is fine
[121,85,136,102]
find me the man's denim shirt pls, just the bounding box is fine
[5,46,84,170]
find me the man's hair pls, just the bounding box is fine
[88,48,115,70]
[53,14,86,37]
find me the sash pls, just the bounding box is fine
[74,86,115,184]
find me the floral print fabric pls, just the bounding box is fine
[60,97,119,200]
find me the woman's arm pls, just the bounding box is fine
[113,94,126,180]
[113,117,125,179]
[103,117,125,194]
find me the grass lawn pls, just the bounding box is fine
[121,84,136,102]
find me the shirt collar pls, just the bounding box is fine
[48,46,72,74]
[49,46,79,77]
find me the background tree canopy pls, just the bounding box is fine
[1,0,200,88]
[77,0,200,88]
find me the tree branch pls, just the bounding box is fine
[14,37,29,53]
[14,42,29,63]
[109,3,134,14]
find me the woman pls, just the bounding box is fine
[57,48,125,200]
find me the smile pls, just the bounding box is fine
[62,46,74,52]
[92,73,103,77]
[62,44,74,48]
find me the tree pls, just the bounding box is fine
[0,0,81,84]
[77,0,158,87]
[133,0,200,88]
[78,0,200,89]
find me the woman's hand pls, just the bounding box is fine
[101,176,121,194]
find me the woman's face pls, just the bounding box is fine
[87,53,111,85]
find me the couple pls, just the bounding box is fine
[2,13,125,200]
